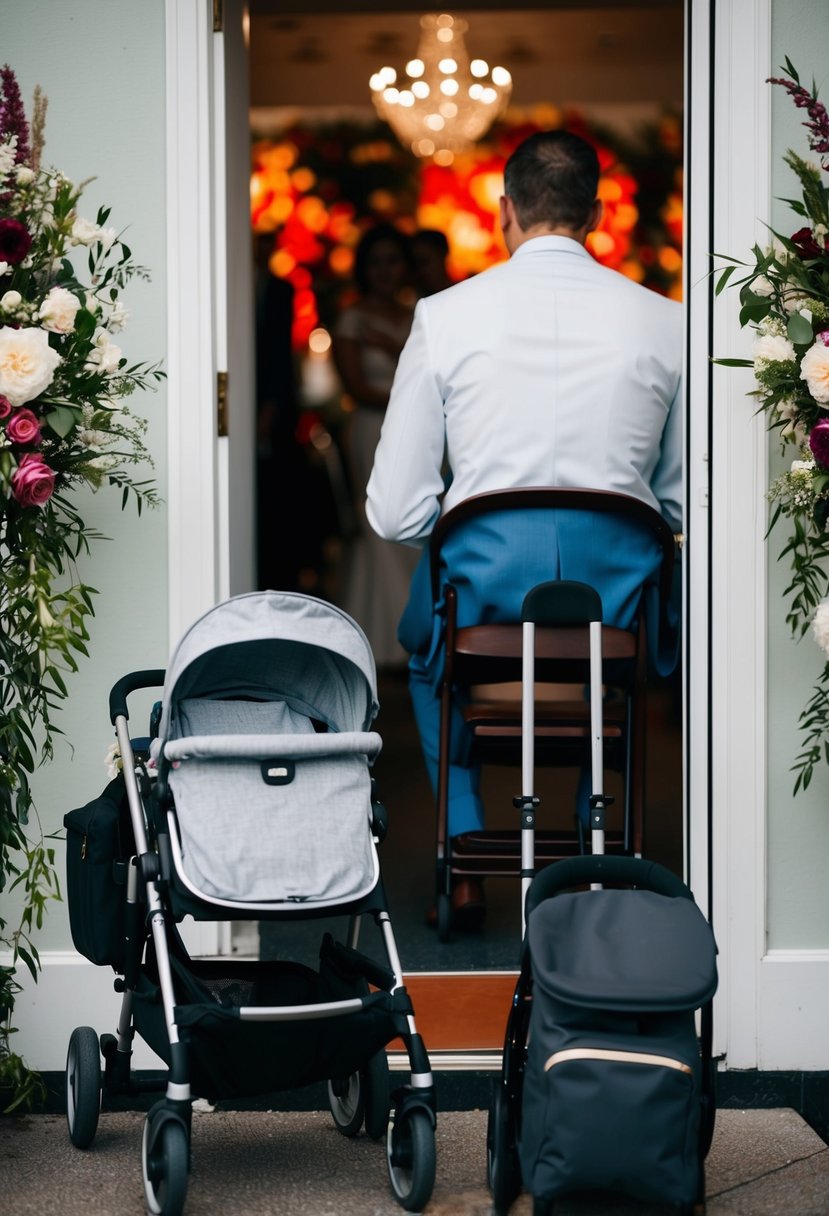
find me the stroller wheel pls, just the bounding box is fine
[386,1107,436,1212]
[362,1050,390,1140]
[142,1114,188,1216]
[487,1083,521,1213]
[327,1071,365,1137]
[65,1026,102,1149]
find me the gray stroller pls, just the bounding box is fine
[63,591,436,1216]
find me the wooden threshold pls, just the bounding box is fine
[388,971,518,1055]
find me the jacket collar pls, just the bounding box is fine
[511,234,591,260]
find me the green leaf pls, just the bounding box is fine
[739,299,772,326]
[787,310,815,345]
[43,405,78,439]
[715,264,739,295]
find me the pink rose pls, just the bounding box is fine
[6,406,40,445]
[12,452,56,507]
[0,393,10,419]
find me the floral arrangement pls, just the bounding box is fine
[0,65,162,1110]
[716,59,829,791]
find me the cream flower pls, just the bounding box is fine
[800,340,829,404]
[1,290,22,311]
[0,136,17,178]
[38,286,81,334]
[812,600,829,657]
[0,327,61,406]
[103,741,122,781]
[753,332,796,365]
[752,275,775,297]
[85,327,122,375]
[71,216,100,246]
[14,164,34,186]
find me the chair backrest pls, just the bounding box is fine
[428,487,677,669]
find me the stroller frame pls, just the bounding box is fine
[64,593,437,1216]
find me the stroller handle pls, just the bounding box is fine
[526,855,693,917]
[109,669,166,724]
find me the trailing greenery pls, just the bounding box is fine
[716,60,829,792]
[0,67,161,1109]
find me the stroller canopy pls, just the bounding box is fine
[157,591,379,743]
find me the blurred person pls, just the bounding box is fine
[333,224,419,667]
[411,228,453,297]
[367,131,682,926]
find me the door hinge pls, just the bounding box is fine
[217,370,228,437]
[213,0,223,33]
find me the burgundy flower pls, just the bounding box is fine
[11,452,55,508]
[0,393,10,419]
[791,227,824,259]
[0,65,31,165]
[809,417,829,468]
[0,218,32,265]
[6,407,40,445]
[769,74,829,167]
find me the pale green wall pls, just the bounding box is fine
[1,1,169,949]
[766,0,829,947]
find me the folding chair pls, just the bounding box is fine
[429,487,677,941]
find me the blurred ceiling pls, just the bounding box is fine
[248,3,684,114]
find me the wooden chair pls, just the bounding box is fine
[429,487,678,940]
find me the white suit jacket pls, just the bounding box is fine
[366,235,683,544]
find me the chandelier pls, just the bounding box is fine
[370,13,512,164]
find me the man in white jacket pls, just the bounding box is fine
[366,130,682,924]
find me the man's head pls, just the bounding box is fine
[500,130,602,252]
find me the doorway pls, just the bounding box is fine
[245,0,687,1048]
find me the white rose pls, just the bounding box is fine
[752,275,775,297]
[800,340,829,405]
[753,332,796,365]
[71,216,99,246]
[14,164,34,185]
[38,286,81,334]
[104,299,129,332]
[791,459,815,473]
[85,327,122,375]
[812,600,829,657]
[0,326,62,406]
[1,290,22,311]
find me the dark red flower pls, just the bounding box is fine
[809,417,829,468]
[0,218,32,265]
[0,65,31,165]
[791,226,824,259]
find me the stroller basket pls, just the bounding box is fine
[135,936,403,1101]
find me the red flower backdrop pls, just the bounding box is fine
[250,107,683,352]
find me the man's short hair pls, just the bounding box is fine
[503,130,600,232]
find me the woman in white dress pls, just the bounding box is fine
[333,225,418,668]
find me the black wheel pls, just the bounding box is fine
[487,1084,521,1213]
[386,1107,436,1212]
[363,1050,390,1140]
[327,1071,365,1137]
[436,892,452,942]
[142,1115,188,1216]
[65,1026,101,1148]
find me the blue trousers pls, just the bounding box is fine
[397,508,676,837]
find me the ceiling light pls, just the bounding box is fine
[369,13,513,159]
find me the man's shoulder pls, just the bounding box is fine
[417,259,513,315]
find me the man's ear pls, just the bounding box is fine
[499,194,511,230]
[587,198,603,233]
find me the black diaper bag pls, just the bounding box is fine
[64,775,134,969]
[520,885,718,1210]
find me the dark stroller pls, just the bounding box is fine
[486,582,718,1215]
[63,591,436,1215]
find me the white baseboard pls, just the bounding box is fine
[758,950,829,1070]
[4,952,164,1072]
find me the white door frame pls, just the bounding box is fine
[706,0,771,1068]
